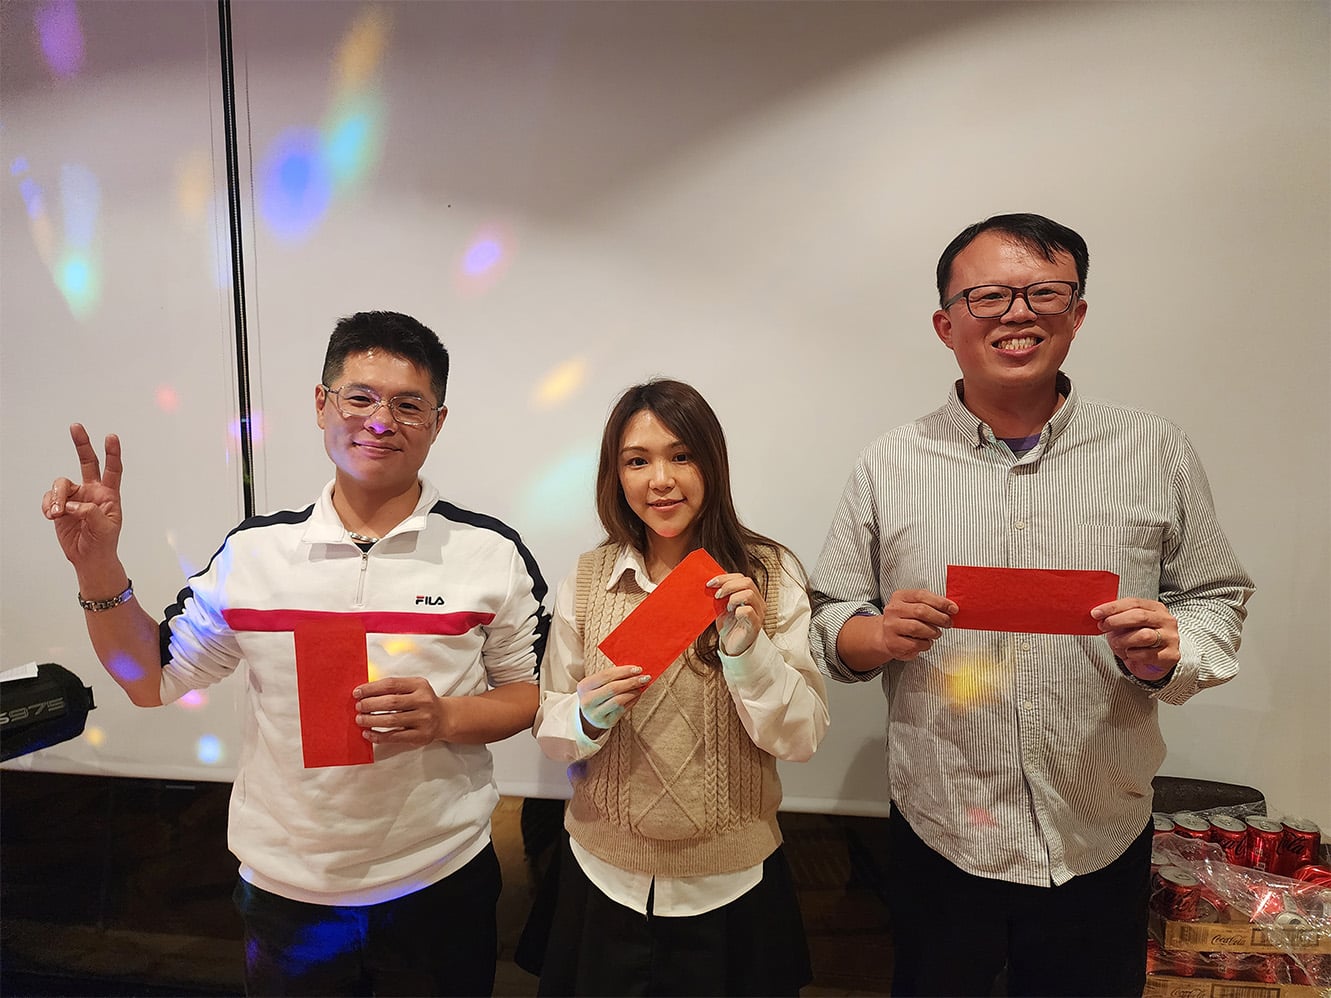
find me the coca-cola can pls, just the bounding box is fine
[1243,816,1284,871]
[1215,951,1244,981]
[1209,814,1247,864]
[1172,811,1211,841]
[1293,864,1331,888]
[1153,813,1176,837]
[1154,864,1201,921]
[1169,948,1200,978]
[1286,953,1330,987]
[1278,817,1322,876]
[1241,953,1285,984]
[1145,938,1170,976]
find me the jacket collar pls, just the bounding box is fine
[301,478,440,545]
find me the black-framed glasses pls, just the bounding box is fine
[321,385,444,427]
[942,281,1080,319]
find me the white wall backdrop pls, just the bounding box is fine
[2,1,1327,827]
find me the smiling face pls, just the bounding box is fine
[617,408,705,558]
[933,230,1087,418]
[316,349,445,505]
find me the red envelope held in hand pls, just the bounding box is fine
[946,565,1119,635]
[597,548,726,687]
[293,617,375,768]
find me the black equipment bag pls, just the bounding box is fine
[0,663,96,762]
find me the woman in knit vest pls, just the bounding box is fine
[529,379,830,996]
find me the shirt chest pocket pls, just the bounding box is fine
[1087,524,1165,601]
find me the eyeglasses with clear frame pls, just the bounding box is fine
[321,385,444,427]
[941,281,1080,319]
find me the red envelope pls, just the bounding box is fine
[946,565,1119,635]
[293,617,374,768]
[597,548,726,685]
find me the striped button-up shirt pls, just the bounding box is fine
[809,374,1254,886]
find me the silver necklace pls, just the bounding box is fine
[348,531,380,544]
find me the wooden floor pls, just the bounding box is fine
[0,772,893,996]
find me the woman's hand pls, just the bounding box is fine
[708,573,766,656]
[577,665,651,737]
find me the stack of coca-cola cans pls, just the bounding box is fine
[1151,812,1323,876]
[1147,811,1330,986]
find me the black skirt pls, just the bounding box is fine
[521,833,813,997]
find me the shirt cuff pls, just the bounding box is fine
[1113,655,1177,690]
[720,629,779,697]
[574,711,610,755]
[823,606,886,682]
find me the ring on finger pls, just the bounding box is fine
[1150,628,1164,650]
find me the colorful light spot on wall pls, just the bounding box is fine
[35,0,85,79]
[259,128,334,243]
[155,384,181,414]
[177,690,207,711]
[533,358,589,409]
[335,6,390,92]
[10,157,101,316]
[83,725,106,748]
[196,734,225,765]
[256,4,391,243]
[56,250,97,317]
[454,226,515,296]
[464,237,503,276]
[322,93,383,190]
[520,445,598,530]
[175,149,212,222]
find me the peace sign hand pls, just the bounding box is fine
[43,423,125,570]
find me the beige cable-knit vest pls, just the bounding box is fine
[564,543,785,877]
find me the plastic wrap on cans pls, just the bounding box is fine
[1294,864,1331,889]
[1153,813,1176,838]
[1147,832,1331,990]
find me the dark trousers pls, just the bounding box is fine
[886,805,1151,997]
[233,842,501,997]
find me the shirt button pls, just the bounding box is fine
[1020,640,1032,651]
[1015,520,1027,530]
[1021,700,1034,710]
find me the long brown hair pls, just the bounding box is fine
[595,379,798,669]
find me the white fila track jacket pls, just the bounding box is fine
[157,478,549,905]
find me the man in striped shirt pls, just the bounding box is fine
[809,213,1253,996]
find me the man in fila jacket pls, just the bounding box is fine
[43,310,550,996]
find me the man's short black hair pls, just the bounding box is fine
[322,311,450,404]
[936,213,1090,306]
